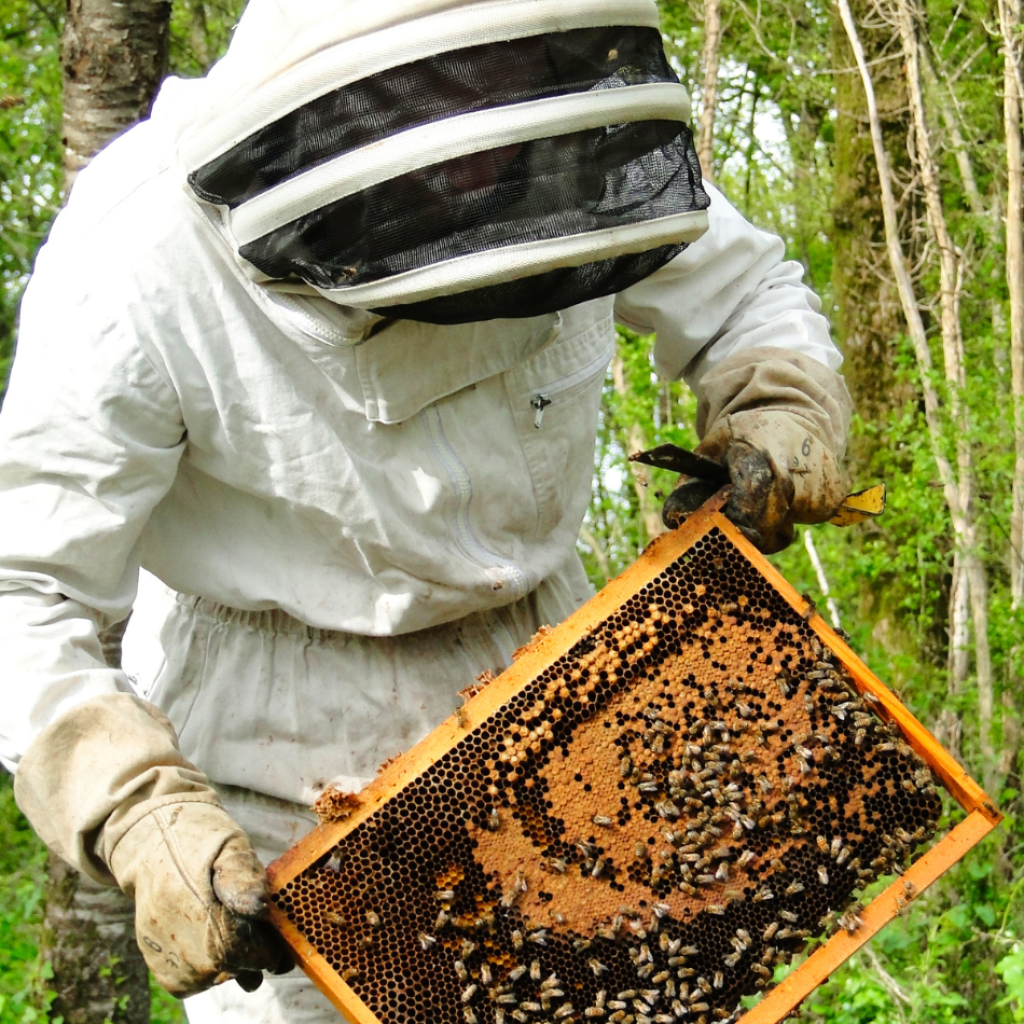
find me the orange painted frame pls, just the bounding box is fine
[266,504,1002,1024]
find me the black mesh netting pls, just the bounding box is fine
[239,121,708,322]
[191,25,679,208]
[370,245,685,323]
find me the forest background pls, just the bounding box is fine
[1,0,1023,1021]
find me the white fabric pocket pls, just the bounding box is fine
[354,313,559,424]
[504,311,614,536]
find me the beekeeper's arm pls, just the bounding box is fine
[0,255,289,997]
[615,183,853,553]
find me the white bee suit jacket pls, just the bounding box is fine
[0,0,840,819]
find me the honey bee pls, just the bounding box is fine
[418,932,436,950]
[323,910,347,927]
[436,889,456,902]
[366,910,381,928]
[838,911,863,934]
[487,808,502,832]
[818,866,829,885]
[785,881,805,895]
[341,967,361,982]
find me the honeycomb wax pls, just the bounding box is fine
[271,525,941,1024]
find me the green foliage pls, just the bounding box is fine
[0,0,62,391]
[167,0,245,78]
[0,773,52,1024]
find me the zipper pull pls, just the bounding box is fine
[531,394,552,429]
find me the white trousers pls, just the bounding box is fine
[122,564,593,1024]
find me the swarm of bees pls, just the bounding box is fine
[271,527,941,1024]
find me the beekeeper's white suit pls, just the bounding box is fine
[0,1,852,1022]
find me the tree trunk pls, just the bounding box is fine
[44,857,151,1024]
[830,0,914,462]
[62,0,171,187]
[893,0,994,777]
[1000,0,1024,608]
[697,0,722,181]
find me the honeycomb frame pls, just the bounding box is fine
[267,498,1001,1024]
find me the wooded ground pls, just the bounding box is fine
[1,0,1023,1021]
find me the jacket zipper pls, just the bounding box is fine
[529,337,615,428]
[423,406,529,600]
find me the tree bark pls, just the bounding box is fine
[892,0,993,776]
[999,0,1024,608]
[837,0,994,776]
[62,0,171,187]
[830,0,915,470]
[697,0,722,181]
[44,857,151,1024]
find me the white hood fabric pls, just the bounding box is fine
[155,0,710,320]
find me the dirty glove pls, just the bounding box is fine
[663,347,853,553]
[15,693,291,997]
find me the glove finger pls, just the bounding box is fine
[217,911,293,975]
[212,837,294,977]
[216,911,293,973]
[662,477,721,529]
[212,837,270,919]
[234,970,264,993]
[721,443,794,554]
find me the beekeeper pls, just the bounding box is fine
[0,0,852,1021]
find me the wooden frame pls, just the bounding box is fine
[267,502,1001,1024]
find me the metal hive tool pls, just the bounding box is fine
[267,498,1001,1024]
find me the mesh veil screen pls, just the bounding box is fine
[191,24,709,323]
[240,122,706,321]
[372,246,684,324]
[191,26,680,208]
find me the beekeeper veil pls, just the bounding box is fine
[171,0,710,323]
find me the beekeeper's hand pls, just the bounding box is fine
[662,348,853,554]
[15,693,291,997]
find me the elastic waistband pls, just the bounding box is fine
[172,591,517,645]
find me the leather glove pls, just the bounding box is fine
[663,347,853,553]
[15,693,291,997]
